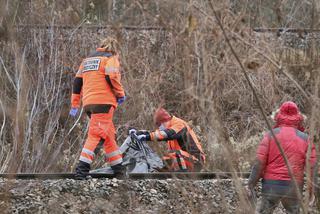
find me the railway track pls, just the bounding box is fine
[15,24,320,34]
[0,172,250,180]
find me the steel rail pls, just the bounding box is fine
[14,24,320,34]
[0,172,250,180]
[15,24,166,31]
[253,28,320,33]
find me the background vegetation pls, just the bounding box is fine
[0,0,319,177]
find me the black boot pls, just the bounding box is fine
[75,161,91,180]
[111,163,126,178]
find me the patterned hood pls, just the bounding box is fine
[273,101,305,131]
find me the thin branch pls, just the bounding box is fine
[0,56,17,92]
[0,98,6,140]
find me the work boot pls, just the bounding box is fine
[75,160,91,180]
[111,163,127,178]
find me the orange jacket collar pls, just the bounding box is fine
[96,47,106,52]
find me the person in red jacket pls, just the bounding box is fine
[133,108,206,172]
[247,101,317,213]
[70,37,126,179]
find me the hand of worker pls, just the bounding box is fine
[69,108,79,117]
[129,128,137,135]
[117,96,126,105]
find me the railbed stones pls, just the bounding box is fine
[0,178,318,213]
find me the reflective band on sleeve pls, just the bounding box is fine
[105,150,121,159]
[159,131,168,138]
[82,148,95,156]
[105,67,120,73]
[80,156,93,164]
[154,130,167,141]
[109,158,123,166]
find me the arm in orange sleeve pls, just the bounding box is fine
[105,56,125,98]
[71,65,83,108]
[145,121,186,141]
[138,127,184,142]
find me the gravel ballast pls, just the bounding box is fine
[0,178,318,214]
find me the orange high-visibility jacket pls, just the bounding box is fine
[149,116,206,163]
[71,48,125,109]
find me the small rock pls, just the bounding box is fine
[150,189,157,194]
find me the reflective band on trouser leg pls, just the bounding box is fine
[102,119,123,166]
[166,152,190,171]
[171,156,187,171]
[79,148,95,164]
[79,122,104,164]
[108,154,123,166]
[80,152,94,164]
[105,150,123,166]
[82,148,95,156]
[176,155,187,170]
[180,157,187,170]
[105,150,121,159]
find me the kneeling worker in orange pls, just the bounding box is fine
[134,108,206,171]
[70,37,126,179]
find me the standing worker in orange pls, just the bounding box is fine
[70,37,126,179]
[132,108,205,171]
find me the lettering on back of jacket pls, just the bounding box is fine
[83,58,101,72]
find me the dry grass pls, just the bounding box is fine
[0,0,319,212]
[0,0,318,171]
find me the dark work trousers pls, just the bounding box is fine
[256,179,302,214]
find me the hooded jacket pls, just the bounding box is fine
[256,102,316,183]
